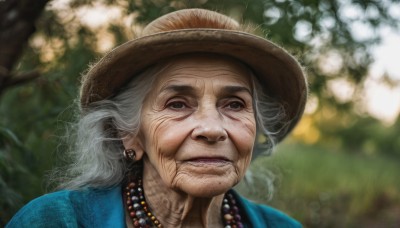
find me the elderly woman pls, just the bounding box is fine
[7,9,306,228]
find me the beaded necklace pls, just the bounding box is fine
[123,176,244,228]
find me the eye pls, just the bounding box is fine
[226,101,245,110]
[167,101,187,110]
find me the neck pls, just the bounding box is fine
[142,157,225,227]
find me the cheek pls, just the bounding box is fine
[146,117,193,158]
[143,115,195,184]
[144,116,193,186]
[227,116,256,156]
[226,116,256,178]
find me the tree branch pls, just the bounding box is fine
[2,70,41,88]
[0,0,50,93]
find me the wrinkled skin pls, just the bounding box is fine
[123,54,257,227]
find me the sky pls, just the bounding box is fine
[338,1,400,124]
[367,28,400,124]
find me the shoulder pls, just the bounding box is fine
[232,191,302,228]
[6,190,79,227]
[6,186,124,228]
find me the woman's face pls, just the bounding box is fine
[134,54,256,197]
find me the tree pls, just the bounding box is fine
[0,0,50,94]
[0,0,50,224]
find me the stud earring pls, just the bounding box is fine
[123,149,136,161]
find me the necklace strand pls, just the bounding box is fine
[124,176,244,228]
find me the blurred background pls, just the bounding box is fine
[1,0,399,227]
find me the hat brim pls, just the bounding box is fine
[80,29,307,142]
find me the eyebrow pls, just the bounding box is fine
[221,85,252,95]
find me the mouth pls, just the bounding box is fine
[185,157,232,165]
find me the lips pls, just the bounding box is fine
[185,157,232,164]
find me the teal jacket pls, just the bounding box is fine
[6,186,301,227]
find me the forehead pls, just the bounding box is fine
[153,54,253,88]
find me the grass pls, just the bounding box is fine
[236,143,400,227]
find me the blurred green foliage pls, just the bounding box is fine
[237,143,400,227]
[1,0,399,226]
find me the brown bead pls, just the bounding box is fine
[128,182,136,188]
[129,211,136,218]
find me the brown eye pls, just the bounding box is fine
[168,101,187,110]
[227,101,244,110]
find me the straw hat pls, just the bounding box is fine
[80,8,307,142]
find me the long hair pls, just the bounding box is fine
[53,60,287,190]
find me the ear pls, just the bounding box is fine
[122,134,145,161]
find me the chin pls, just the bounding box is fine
[174,175,239,198]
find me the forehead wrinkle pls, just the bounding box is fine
[161,62,251,78]
[209,75,252,96]
[205,67,252,85]
[157,78,203,96]
[166,63,240,71]
[153,59,254,97]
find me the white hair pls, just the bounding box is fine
[53,61,287,190]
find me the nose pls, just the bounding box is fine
[191,109,228,143]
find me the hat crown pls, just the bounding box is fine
[142,9,240,36]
